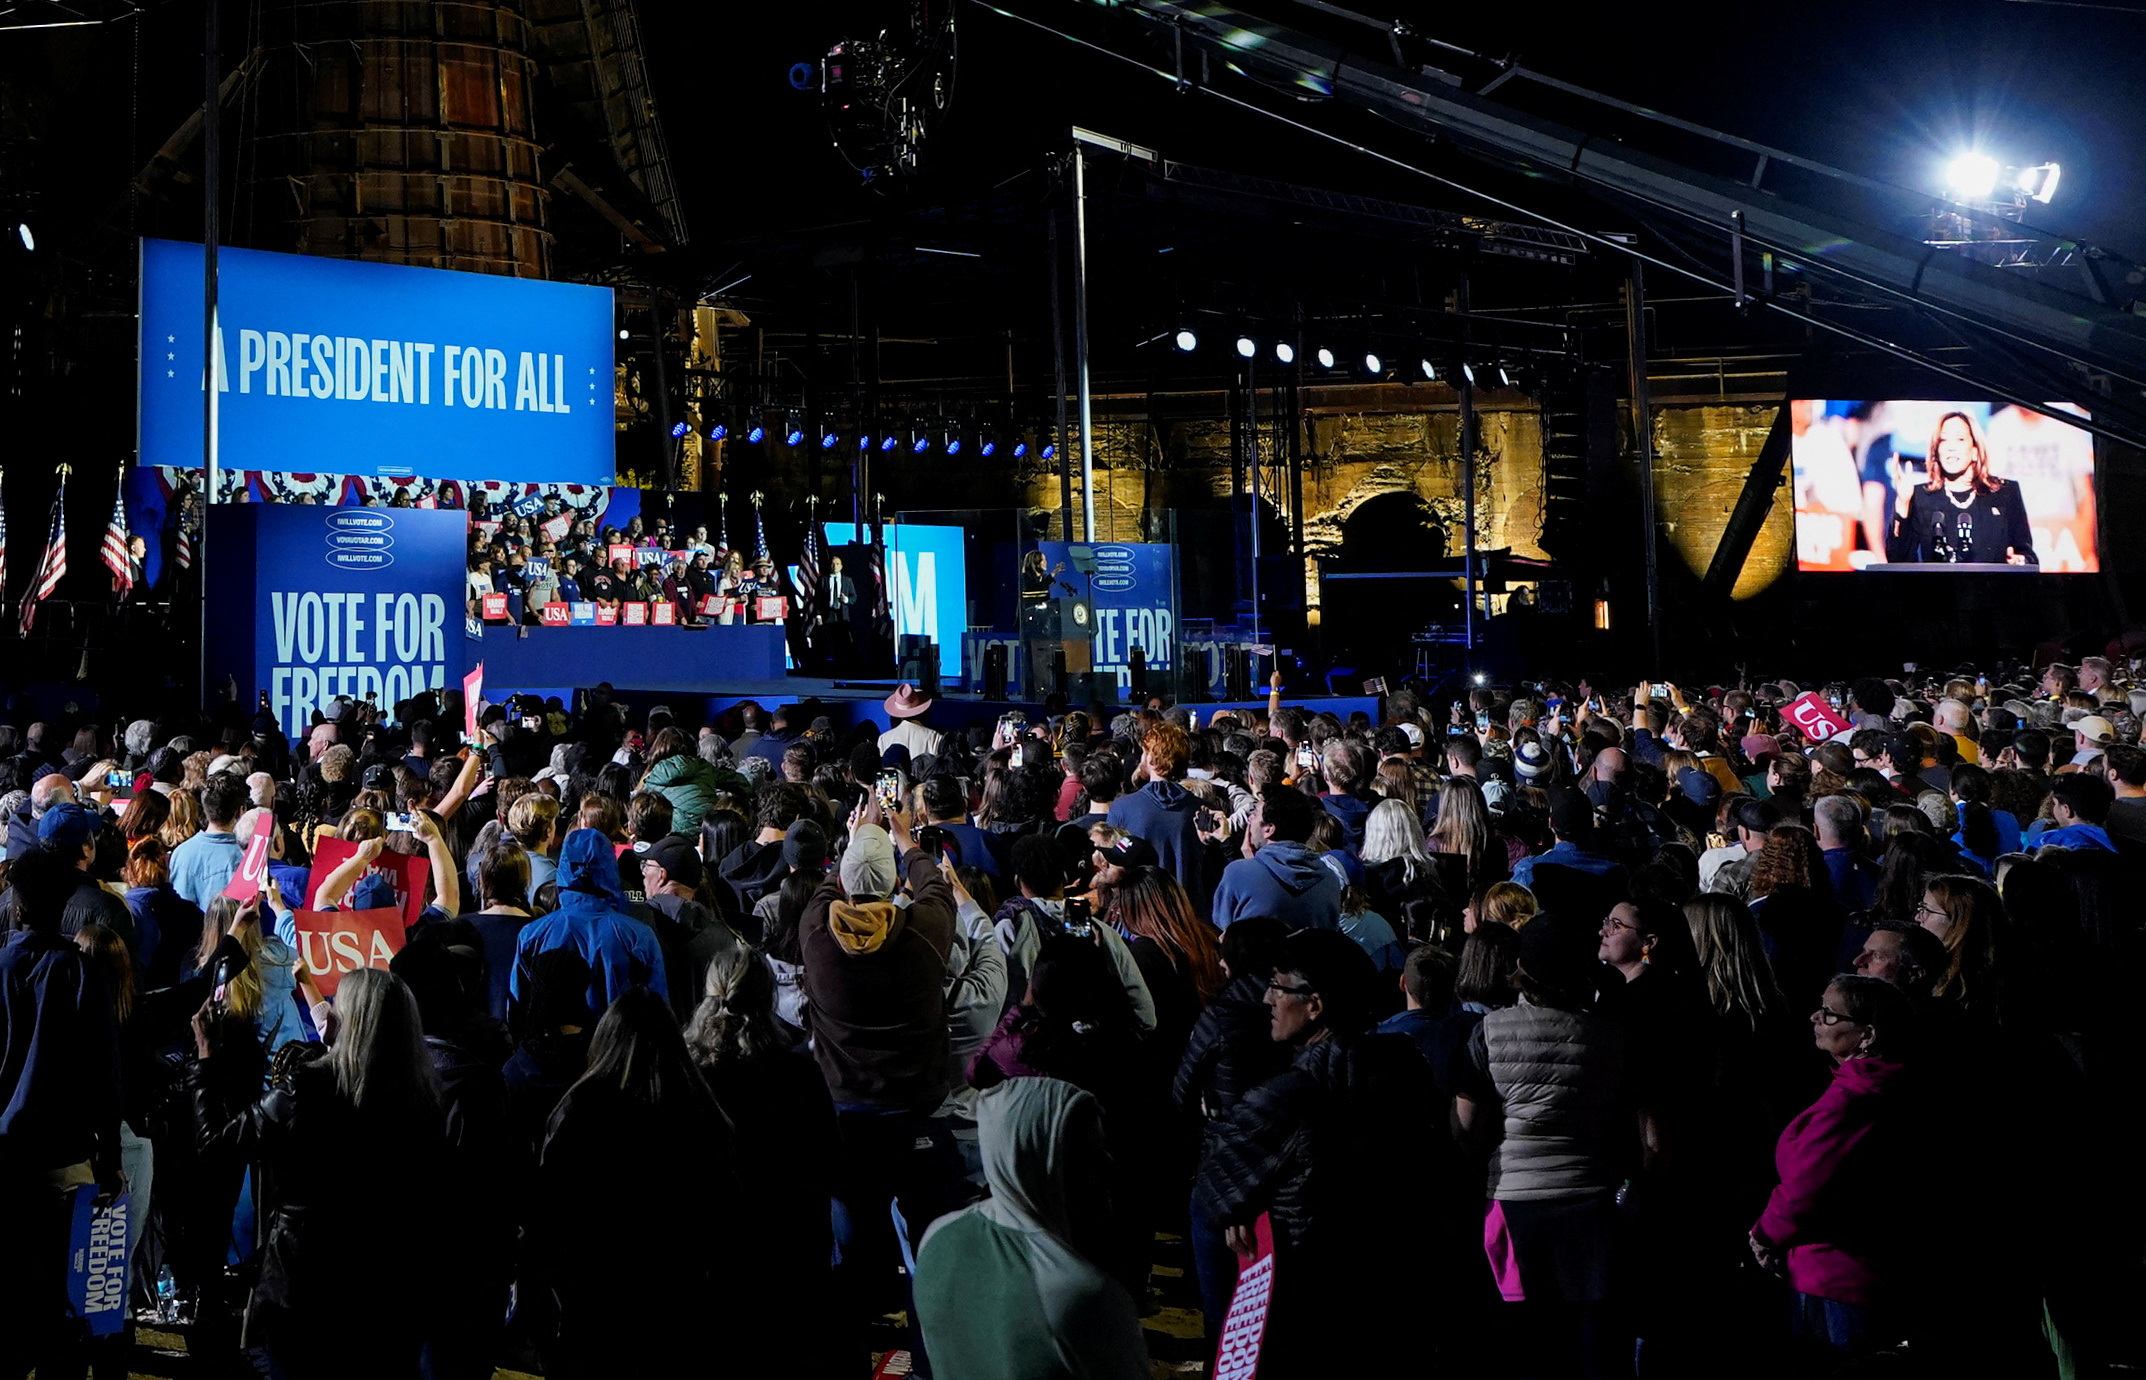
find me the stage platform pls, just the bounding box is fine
[479,658,1377,735]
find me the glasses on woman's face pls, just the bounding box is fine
[1915,902,1948,923]
[1812,1007,1858,1026]
[1267,979,1318,1000]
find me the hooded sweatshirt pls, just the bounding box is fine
[1107,779,1209,907]
[510,829,669,1016]
[915,1078,1149,1380]
[1210,841,1343,931]
[800,850,957,1110]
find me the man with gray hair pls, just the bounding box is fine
[1815,793,1878,911]
[6,774,77,861]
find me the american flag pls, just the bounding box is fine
[175,501,194,571]
[99,482,132,598]
[0,472,9,610]
[19,470,67,636]
[794,500,821,615]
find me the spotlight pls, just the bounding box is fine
[1419,358,1438,380]
[880,434,899,452]
[857,434,872,451]
[1042,442,1057,460]
[912,433,932,454]
[745,423,766,443]
[1497,364,1512,387]
[1173,328,1198,352]
[1315,347,1336,369]
[1235,335,1257,359]
[1461,363,1476,385]
[1013,440,1029,458]
[819,425,841,449]
[1275,341,1296,365]
[1944,151,2001,201]
[709,421,729,441]
[1472,672,1486,686]
[14,223,32,252]
[1362,351,1382,375]
[618,328,630,340]
[784,414,805,447]
[980,438,997,457]
[946,428,964,456]
[2017,161,2062,204]
[670,421,690,439]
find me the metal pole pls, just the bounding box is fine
[1071,139,1096,542]
[1247,352,1261,646]
[1048,209,1073,540]
[199,0,220,707]
[1458,272,1478,654]
[1626,259,1662,666]
[649,291,675,490]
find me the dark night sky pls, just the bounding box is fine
[646,0,2146,264]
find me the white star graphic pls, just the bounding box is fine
[166,353,174,361]
[166,335,175,343]
[166,369,174,377]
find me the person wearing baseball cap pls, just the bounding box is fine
[2,802,137,947]
[2067,715,2118,768]
[639,834,743,1021]
[1193,925,1438,1373]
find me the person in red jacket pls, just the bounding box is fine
[1750,974,1921,1364]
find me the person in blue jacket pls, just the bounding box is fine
[1209,784,1341,931]
[1107,723,1209,909]
[511,828,668,1017]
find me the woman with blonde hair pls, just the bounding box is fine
[1427,775,1504,891]
[1682,893,1785,1033]
[159,789,203,850]
[1465,880,1538,933]
[191,894,303,1054]
[1362,797,1452,943]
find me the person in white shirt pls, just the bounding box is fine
[879,683,945,761]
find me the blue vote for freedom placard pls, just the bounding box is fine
[823,522,968,679]
[208,505,469,739]
[1037,540,1178,687]
[138,238,615,484]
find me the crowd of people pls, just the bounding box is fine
[466,508,797,627]
[3,655,2142,1379]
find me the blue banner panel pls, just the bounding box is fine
[207,506,469,738]
[139,239,615,484]
[823,522,968,679]
[475,624,788,693]
[1037,540,1178,691]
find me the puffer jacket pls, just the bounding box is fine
[1173,972,1290,1117]
[641,752,724,835]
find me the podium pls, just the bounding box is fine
[1057,594,1096,673]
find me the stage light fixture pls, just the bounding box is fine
[670,422,690,439]
[709,421,729,441]
[1944,151,2001,201]
[745,423,766,444]
[880,434,900,452]
[2017,161,2062,203]
[857,434,872,451]
[1235,335,1257,359]
[618,328,630,340]
[1472,672,1486,686]
[819,428,840,450]
[14,223,32,252]
[980,437,997,457]
[1461,363,1476,385]
[945,428,964,456]
[913,433,932,454]
[1315,347,1336,369]
[1497,364,1512,387]
[1275,342,1296,365]
[1362,351,1382,375]
[1173,328,1199,352]
[1013,440,1030,458]
[784,415,805,447]
[1042,442,1057,460]
[1419,358,1437,380]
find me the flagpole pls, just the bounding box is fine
[199,0,221,710]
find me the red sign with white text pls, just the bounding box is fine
[221,833,273,901]
[291,907,405,998]
[540,602,569,626]
[1785,692,1853,743]
[650,600,676,626]
[621,601,648,626]
[1213,1213,1275,1380]
[480,593,508,622]
[305,836,432,931]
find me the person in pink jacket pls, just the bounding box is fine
[1749,974,1921,1362]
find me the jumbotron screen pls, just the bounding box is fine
[1789,399,2098,572]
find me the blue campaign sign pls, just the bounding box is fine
[1038,541,1178,689]
[139,238,615,484]
[824,522,968,679]
[208,505,469,738]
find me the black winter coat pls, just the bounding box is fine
[1173,972,1289,1117]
